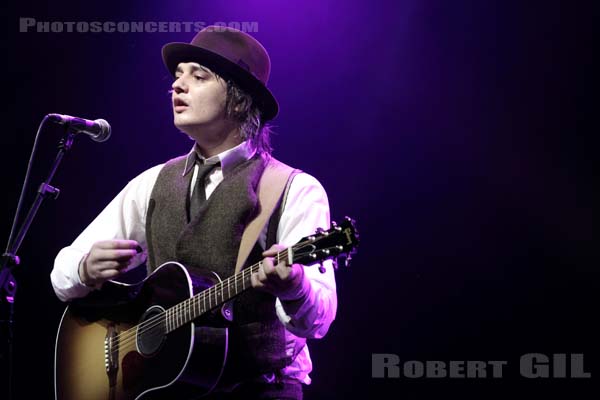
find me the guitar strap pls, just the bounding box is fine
[234,157,299,274]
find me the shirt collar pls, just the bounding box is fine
[182,141,255,177]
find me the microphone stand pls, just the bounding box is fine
[1,122,77,400]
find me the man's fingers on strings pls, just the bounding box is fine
[262,244,285,258]
[261,258,276,276]
[251,272,265,289]
[257,262,268,282]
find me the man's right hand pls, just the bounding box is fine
[79,240,141,287]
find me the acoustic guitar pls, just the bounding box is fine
[54,217,358,400]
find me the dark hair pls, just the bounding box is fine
[224,81,273,155]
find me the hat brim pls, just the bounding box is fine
[162,43,279,121]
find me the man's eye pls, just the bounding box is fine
[194,75,205,80]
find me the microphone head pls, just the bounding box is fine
[47,113,67,124]
[93,119,112,142]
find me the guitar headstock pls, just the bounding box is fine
[291,216,359,272]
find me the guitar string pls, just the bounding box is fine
[112,237,343,353]
[108,236,341,356]
[110,259,267,354]
[107,248,293,355]
[108,248,292,355]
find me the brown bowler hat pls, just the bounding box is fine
[162,26,278,121]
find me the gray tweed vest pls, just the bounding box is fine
[145,153,293,383]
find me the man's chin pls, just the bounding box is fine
[174,120,204,142]
[173,118,198,131]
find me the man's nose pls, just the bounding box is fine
[172,77,187,93]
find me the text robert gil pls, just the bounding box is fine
[372,353,591,379]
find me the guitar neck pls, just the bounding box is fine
[158,216,358,334]
[164,250,290,333]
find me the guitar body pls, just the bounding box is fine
[54,262,228,400]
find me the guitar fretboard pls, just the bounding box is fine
[163,251,288,333]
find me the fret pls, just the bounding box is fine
[193,295,197,319]
[170,307,174,331]
[227,278,231,299]
[177,302,181,327]
[180,301,183,326]
[173,303,177,328]
[172,305,176,329]
[164,309,168,332]
[184,299,189,323]
[179,302,183,326]
[165,308,170,332]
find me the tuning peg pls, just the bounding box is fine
[332,258,339,270]
[316,227,330,236]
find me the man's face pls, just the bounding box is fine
[171,62,228,132]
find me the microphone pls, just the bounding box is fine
[48,113,112,142]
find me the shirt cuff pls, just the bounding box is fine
[279,271,314,320]
[77,253,97,289]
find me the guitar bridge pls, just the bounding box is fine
[104,324,119,384]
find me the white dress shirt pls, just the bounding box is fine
[51,141,337,384]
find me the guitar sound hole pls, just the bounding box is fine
[136,305,166,357]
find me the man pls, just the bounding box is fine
[51,26,337,399]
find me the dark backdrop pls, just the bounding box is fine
[2,1,595,398]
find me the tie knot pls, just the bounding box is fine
[196,160,219,180]
[196,154,219,169]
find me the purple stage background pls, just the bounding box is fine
[2,0,595,398]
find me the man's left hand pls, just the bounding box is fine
[251,244,307,301]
